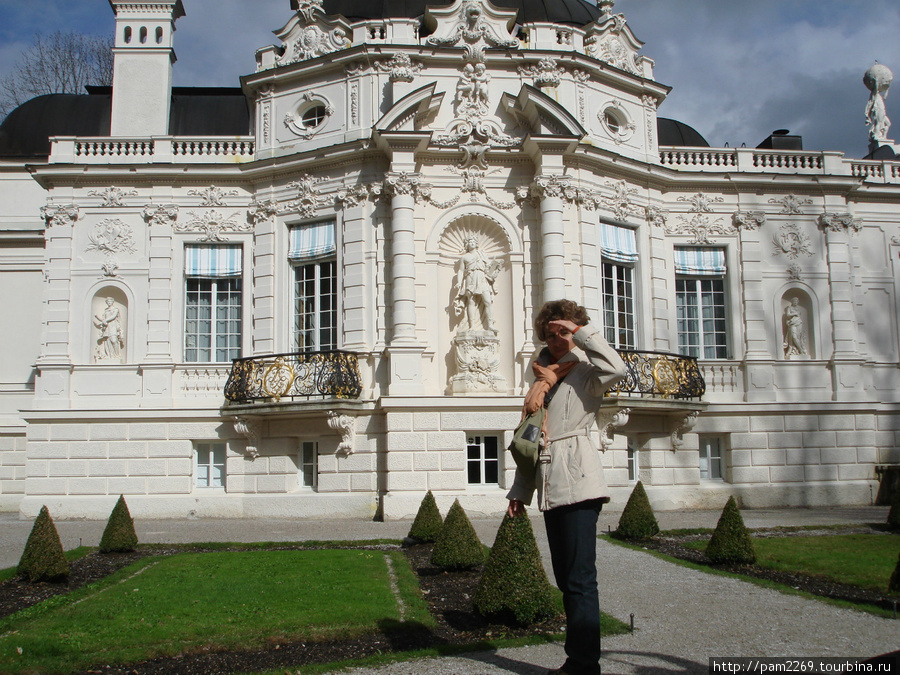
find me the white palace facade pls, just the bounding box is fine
[1,0,899,520]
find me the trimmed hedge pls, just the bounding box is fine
[17,505,69,583]
[430,499,485,571]
[613,481,659,540]
[474,511,558,625]
[99,495,138,553]
[407,490,443,543]
[705,496,756,564]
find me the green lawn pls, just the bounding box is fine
[682,533,898,590]
[0,548,430,674]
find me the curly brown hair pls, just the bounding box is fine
[533,299,590,341]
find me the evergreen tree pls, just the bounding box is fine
[705,496,756,564]
[888,552,900,595]
[613,481,660,540]
[887,490,900,530]
[17,505,69,583]
[474,511,558,625]
[430,499,485,571]
[99,495,138,553]
[407,490,443,543]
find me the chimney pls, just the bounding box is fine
[108,0,186,137]
[756,129,803,151]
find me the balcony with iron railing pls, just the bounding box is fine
[224,350,363,404]
[222,348,704,407]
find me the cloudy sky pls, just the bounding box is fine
[1,0,898,158]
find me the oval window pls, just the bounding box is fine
[301,105,327,130]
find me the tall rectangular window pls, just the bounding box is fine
[467,434,499,485]
[294,260,337,351]
[675,247,727,359]
[300,440,318,489]
[196,442,226,488]
[627,437,638,482]
[676,278,727,358]
[599,223,638,350]
[289,222,337,352]
[699,436,723,480]
[184,246,242,363]
[602,262,635,349]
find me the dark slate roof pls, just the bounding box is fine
[317,0,604,26]
[0,87,250,159]
[657,118,710,147]
[0,92,112,158]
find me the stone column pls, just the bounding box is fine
[385,171,419,343]
[534,174,571,303]
[384,171,425,395]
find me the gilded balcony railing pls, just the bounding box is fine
[224,351,362,403]
[610,350,705,400]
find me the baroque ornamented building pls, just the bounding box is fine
[0,0,898,520]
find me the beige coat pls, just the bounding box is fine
[507,323,627,511]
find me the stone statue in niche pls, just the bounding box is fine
[93,297,125,362]
[454,236,502,332]
[782,297,808,358]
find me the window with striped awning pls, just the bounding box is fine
[288,221,336,261]
[674,247,726,276]
[600,222,638,263]
[184,245,243,278]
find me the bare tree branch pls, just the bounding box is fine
[0,31,113,118]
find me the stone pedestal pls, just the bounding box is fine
[450,330,507,394]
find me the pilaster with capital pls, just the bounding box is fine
[818,212,865,399]
[735,210,769,359]
[35,204,79,406]
[533,174,572,303]
[143,204,178,363]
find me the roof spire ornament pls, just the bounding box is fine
[864,61,893,146]
[293,0,324,24]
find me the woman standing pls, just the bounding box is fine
[507,299,626,675]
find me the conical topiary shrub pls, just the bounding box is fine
[887,490,900,530]
[705,496,756,564]
[474,511,558,626]
[613,480,659,540]
[430,499,485,571]
[888,553,900,595]
[99,495,138,553]
[17,505,69,583]
[407,490,443,543]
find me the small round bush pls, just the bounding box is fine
[430,499,485,571]
[100,495,138,553]
[705,496,756,565]
[18,505,69,583]
[407,490,443,543]
[613,481,659,540]
[474,511,558,626]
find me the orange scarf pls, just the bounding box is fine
[522,360,577,416]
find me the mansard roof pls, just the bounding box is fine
[316,0,604,26]
[0,88,250,158]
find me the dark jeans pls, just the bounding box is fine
[544,499,603,675]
